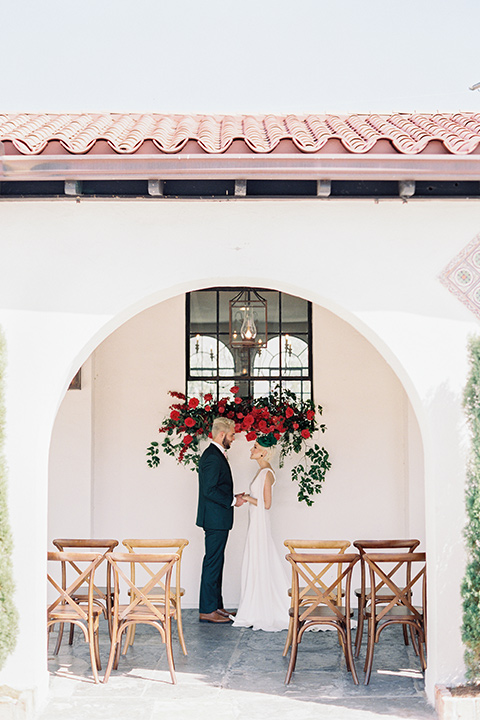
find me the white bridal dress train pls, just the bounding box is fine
[233,468,290,632]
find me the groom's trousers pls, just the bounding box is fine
[199,528,229,614]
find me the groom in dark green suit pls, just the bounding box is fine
[197,416,245,623]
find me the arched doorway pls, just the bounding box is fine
[48,289,425,611]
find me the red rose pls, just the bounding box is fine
[274,432,280,440]
[306,409,315,421]
[170,410,180,421]
[301,429,310,439]
[204,393,213,402]
[184,417,195,428]
[237,412,244,419]
[196,428,203,435]
[246,431,257,441]
[230,386,239,394]
[293,422,299,430]
[285,407,294,418]
[244,414,254,426]
[259,420,268,432]
[234,397,242,404]
[183,434,193,445]
[205,405,211,412]
[235,423,242,433]
[218,406,225,413]
[227,411,235,419]
[189,397,199,409]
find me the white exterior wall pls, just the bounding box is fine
[0,197,478,710]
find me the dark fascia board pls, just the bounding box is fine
[1,152,480,182]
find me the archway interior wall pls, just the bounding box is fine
[49,295,425,609]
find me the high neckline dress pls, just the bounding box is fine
[233,467,290,632]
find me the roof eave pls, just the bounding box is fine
[1,152,480,182]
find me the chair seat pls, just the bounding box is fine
[72,584,112,600]
[288,586,345,599]
[354,586,406,600]
[118,604,176,620]
[128,586,185,599]
[289,605,348,620]
[49,605,103,621]
[366,605,423,620]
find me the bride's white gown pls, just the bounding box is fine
[233,467,290,632]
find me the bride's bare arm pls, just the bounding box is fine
[244,471,275,509]
[263,471,274,509]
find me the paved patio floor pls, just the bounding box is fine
[39,610,437,720]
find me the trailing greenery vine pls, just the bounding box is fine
[462,336,480,682]
[0,326,18,669]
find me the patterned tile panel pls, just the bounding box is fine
[1,112,480,156]
[440,235,480,321]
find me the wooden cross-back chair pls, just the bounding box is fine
[284,552,360,686]
[121,538,189,656]
[47,551,103,683]
[282,539,351,656]
[363,551,427,685]
[51,538,119,649]
[104,552,179,684]
[352,539,420,658]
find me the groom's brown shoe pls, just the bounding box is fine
[199,611,232,623]
[217,608,237,618]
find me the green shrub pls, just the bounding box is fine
[462,336,480,681]
[0,327,18,669]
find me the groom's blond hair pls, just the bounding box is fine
[211,417,235,438]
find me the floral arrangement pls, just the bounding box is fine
[146,385,331,505]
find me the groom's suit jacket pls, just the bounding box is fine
[196,443,234,531]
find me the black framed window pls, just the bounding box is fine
[186,288,312,400]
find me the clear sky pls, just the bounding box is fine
[2,0,480,115]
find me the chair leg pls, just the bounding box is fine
[285,617,299,685]
[164,617,177,685]
[344,625,359,685]
[87,623,99,684]
[417,629,427,671]
[363,617,376,685]
[103,631,120,684]
[176,605,188,656]
[282,616,293,657]
[68,623,75,646]
[122,624,134,655]
[54,623,64,655]
[354,597,365,658]
[403,624,410,646]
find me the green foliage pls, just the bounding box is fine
[147,386,331,505]
[462,336,480,682]
[0,327,18,669]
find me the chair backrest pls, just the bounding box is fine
[52,538,119,599]
[286,552,359,624]
[353,539,420,599]
[106,552,179,623]
[363,552,426,623]
[284,540,351,606]
[47,551,103,621]
[122,539,189,596]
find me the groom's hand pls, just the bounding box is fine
[234,493,246,507]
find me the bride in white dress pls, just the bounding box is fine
[233,436,290,632]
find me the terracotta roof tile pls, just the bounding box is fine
[1,112,480,157]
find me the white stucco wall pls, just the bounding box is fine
[0,197,478,708]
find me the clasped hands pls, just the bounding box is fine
[234,492,247,507]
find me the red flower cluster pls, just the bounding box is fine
[155,386,320,470]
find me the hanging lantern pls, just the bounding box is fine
[229,289,268,349]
